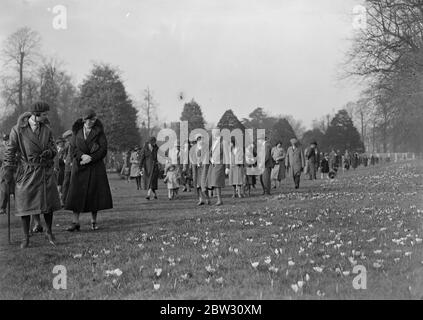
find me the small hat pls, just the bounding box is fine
[311,140,317,146]
[62,130,72,139]
[30,102,50,114]
[82,108,97,120]
[290,138,298,144]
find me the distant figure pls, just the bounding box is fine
[328,149,338,179]
[130,146,142,190]
[270,141,286,188]
[351,152,359,170]
[164,164,180,200]
[140,137,160,200]
[120,150,131,182]
[229,137,245,198]
[344,150,351,171]
[65,109,113,232]
[320,153,330,179]
[207,130,229,206]
[259,136,274,195]
[305,140,319,180]
[244,142,257,197]
[285,138,305,189]
[196,134,211,206]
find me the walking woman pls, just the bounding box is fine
[244,142,257,197]
[228,137,245,198]
[207,130,230,206]
[130,146,142,190]
[65,109,113,231]
[2,102,61,248]
[140,137,160,200]
[270,141,286,188]
[120,150,131,182]
[196,135,212,206]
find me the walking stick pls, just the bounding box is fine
[7,189,11,245]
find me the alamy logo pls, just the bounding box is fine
[49,5,67,30]
[352,265,367,290]
[52,265,67,290]
[352,5,367,30]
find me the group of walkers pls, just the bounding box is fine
[0,103,113,248]
[0,101,385,249]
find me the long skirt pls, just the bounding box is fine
[229,165,245,186]
[191,164,200,188]
[207,164,225,188]
[197,164,210,192]
[271,161,286,181]
[130,164,141,178]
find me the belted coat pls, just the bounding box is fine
[3,112,61,216]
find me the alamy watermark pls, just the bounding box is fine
[156,121,267,175]
[352,5,367,30]
[48,5,67,30]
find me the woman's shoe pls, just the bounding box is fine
[20,237,29,249]
[154,195,158,200]
[91,222,99,231]
[45,232,56,246]
[146,196,150,200]
[197,200,205,206]
[66,223,80,232]
[32,225,44,234]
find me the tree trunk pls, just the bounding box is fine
[18,52,24,114]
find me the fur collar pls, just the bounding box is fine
[72,118,104,135]
[17,112,51,129]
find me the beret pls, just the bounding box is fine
[30,102,50,113]
[82,108,97,120]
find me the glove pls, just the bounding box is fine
[225,168,230,175]
[40,149,53,160]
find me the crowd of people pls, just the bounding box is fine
[0,101,386,250]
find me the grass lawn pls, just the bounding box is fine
[1,160,423,299]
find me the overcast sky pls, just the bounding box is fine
[1,0,364,128]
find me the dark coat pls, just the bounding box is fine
[139,142,159,191]
[3,112,61,216]
[65,119,113,213]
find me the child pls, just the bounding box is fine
[320,153,330,179]
[163,164,180,200]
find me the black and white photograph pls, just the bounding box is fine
[1,0,423,305]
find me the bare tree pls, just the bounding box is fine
[139,87,158,136]
[1,27,41,113]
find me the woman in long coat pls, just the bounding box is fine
[140,137,160,200]
[228,138,245,198]
[65,109,113,231]
[270,142,286,188]
[3,104,61,248]
[207,131,230,206]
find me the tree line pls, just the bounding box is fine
[345,0,423,154]
[1,27,364,154]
